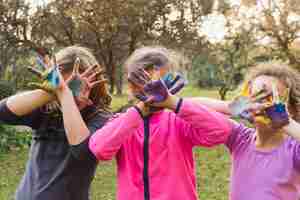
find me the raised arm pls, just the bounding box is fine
[175,98,232,147]
[0,90,53,128]
[57,86,111,162]
[88,106,142,161]
[189,97,231,115]
[127,70,233,147]
[6,89,54,116]
[57,88,91,145]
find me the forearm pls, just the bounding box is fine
[283,118,300,141]
[189,97,231,115]
[176,98,232,146]
[7,89,54,116]
[57,89,90,145]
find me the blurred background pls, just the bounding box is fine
[0,0,299,199]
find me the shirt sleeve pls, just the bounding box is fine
[0,98,42,129]
[89,107,142,161]
[293,140,300,172]
[70,112,112,162]
[225,120,254,154]
[175,99,233,147]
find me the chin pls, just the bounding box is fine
[254,121,273,131]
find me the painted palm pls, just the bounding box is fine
[229,81,289,128]
[129,69,187,105]
[27,56,61,93]
[264,84,289,128]
[28,56,83,96]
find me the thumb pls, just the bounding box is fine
[88,99,93,106]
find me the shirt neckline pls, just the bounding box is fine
[250,133,287,155]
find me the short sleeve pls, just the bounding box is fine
[293,141,300,172]
[86,112,111,135]
[70,112,112,162]
[225,120,255,154]
[0,98,42,129]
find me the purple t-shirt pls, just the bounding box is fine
[226,122,300,200]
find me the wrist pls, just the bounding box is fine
[36,89,56,100]
[56,87,72,101]
[165,95,180,111]
[136,102,150,116]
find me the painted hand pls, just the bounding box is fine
[27,55,60,94]
[264,84,289,129]
[146,73,186,112]
[229,83,270,122]
[162,73,187,95]
[128,69,171,106]
[63,58,107,109]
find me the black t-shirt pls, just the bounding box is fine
[0,99,111,200]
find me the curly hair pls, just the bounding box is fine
[245,61,300,122]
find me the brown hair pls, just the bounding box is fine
[245,61,300,122]
[46,46,111,119]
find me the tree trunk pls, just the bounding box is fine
[108,51,116,94]
[116,79,123,95]
[219,85,228,100]
[116,65,123,95]
[109,68,115,94]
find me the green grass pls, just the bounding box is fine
[0,87,231,200]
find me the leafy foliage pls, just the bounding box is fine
[0,80,15,100]
[0,125,32,153]
[190,55,222,88]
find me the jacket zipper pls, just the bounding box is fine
[143,116,150,200]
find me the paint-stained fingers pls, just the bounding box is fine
[72,57,81,75]
[44,55,52,69]
[27,66,43,78]
[144,96,155,104]
[170,82,185,95]
[251,90,272,103]
[87,70,105,82]
[131,69,150,85]
[128,72,147,88]
[134,92,148,102]
[81,64,99,77]
[128,78,144,90]
[250,87,266,98]
[137,68,151,82]
[272,83,280,103]
[90,79,108,88]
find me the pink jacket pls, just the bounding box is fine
[89,99,232,200]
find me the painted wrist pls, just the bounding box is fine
[166,95,180,111]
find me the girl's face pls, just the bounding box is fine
[250,75,289,129]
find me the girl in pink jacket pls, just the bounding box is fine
[87,47,232,200]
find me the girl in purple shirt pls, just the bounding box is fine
[194,62,300,200]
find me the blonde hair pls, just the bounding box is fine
[245,61,300,122]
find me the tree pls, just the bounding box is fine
[258,0,300,67]
[199,6,260,100]
[0,0,227,94]
[0,0,34,78]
